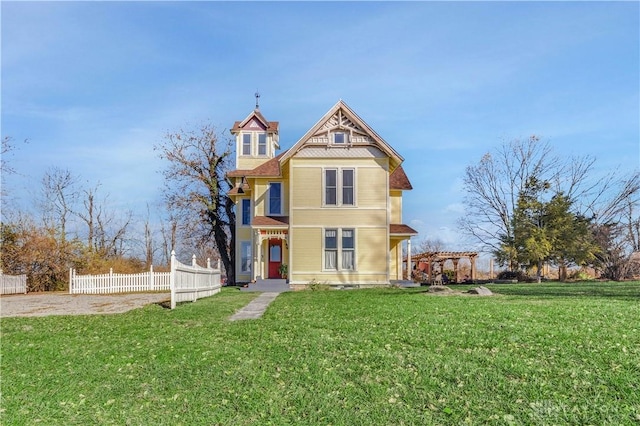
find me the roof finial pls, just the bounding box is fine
[255,90,260,109]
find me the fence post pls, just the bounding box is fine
[69,268,73,294]
[170,250,176,309]
[217,259,221,270]
[207,258,211,269]
[191,254,197,302]
[149,265,154,291]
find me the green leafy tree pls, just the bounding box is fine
[545,193,599,280]
[508,177,553,280]
[498,174,600,281]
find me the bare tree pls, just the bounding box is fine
[2,136,19,176]
[141,204,159,268]
[159,214,178,266]
[39,167,79,243]
[460,136,639,275]
[415,238,447,254]
[155,121,236,284]
[74,182,102,250]
[94,205,133,257]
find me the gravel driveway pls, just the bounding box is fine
[0,292,170,318]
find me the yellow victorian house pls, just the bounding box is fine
[228,100,417,289]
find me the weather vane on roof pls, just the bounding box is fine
[255,90,260,109]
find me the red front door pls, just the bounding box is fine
[268,239,282,279]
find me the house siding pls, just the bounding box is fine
[230,101,416,287]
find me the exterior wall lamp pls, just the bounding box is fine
[237,176,247,194]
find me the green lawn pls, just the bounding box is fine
[1,282,639,425]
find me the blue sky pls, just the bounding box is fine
[2,1,639,254]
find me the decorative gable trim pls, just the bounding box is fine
[280,100,403,169]
[231,109,279,134]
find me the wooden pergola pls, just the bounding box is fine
[410,251,478,284]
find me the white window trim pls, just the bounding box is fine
[323,167,356,207]
[257,133,267,156]
[332,130,350,145]
[322,227,357,272]
[242,133,252,156]
[268,181,283,216]
[241,198,251,226]
[240,241,252,273]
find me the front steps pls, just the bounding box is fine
[240,278,290,293]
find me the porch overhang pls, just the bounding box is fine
[252,216,290,245]
[390,223,418,238]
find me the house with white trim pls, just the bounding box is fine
[228,100,417,289]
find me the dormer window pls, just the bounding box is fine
[258,133,267,156]
[333,132,348,144]
[242,134,252,156]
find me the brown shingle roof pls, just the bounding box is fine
[231,109,279,133]
[228,152,287,178]
[389,165,413,190]
[247,155,282,177]
[252,216,289,227]
[227,169,253,178]
[390,224,418,235]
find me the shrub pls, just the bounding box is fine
[308,279,331,291]
[497,270,532,282]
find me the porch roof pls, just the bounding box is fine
[390,224,418,236]
[252,216,290,228]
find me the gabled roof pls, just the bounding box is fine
[231,108,279,134]
[280,100,404,169]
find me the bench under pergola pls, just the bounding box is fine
[411,251,478,284]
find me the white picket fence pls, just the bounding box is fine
[69,266,171,294]
[0,271,28,295]
[69,251,221,309]
[170,251,222,309]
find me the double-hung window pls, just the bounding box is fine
[325,169,337,206]
[241,199,251,226]
[324,229,338,270]
[269,182,282,215]
[342,169,354,206]
[258,133,267,156]
[341,229,355,270]
[324,168,355,206]
[242,134,252,156]
[240,241,252,273]
[324,228,356,270]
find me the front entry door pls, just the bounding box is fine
[268,239,282,279]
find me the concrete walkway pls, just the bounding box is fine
[229,292,280,321]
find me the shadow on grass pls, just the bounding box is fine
[395,281,640,301]
[482,281,640,301]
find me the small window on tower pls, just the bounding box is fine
[258,133,267,155]
[242,134,252,155]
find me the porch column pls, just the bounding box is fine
[253,230,261,281]
[470,255,477,282]
[429,260,434,284]
[407,239,412,281]
[490,258,494,280]
[452,258,459,283]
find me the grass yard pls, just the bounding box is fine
[1,282,639,425]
